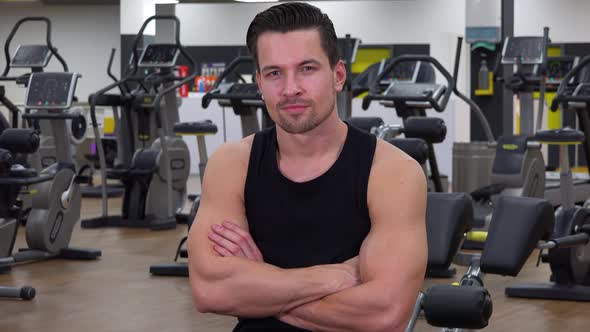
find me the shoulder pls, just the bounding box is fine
[207,135,254,169]
[370,139,425,180]
[201,135,255,192]
[367,139,427,210]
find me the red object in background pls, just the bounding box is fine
[178,65,189,97]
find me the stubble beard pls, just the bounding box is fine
[275,98,336,134]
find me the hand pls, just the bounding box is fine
[208,221,264,262]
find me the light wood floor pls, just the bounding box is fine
[1,180,590,331]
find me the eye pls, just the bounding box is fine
[302,66,315,72]
[266,70,281,78]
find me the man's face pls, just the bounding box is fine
[255,29,346,134]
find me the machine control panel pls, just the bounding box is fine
[25,72,78,109]
[138,44,180,68]
[502,37,545,64]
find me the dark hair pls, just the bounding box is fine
[246,2,339,69]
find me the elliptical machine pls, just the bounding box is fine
[81,16,195,231]
[149,120,218,277]
[0,71,101,273]
[0,17,88,171]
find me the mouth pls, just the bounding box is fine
[280,104,309,114]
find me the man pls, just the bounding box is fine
[188,2,427,331]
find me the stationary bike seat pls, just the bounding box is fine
[534,127,585,144]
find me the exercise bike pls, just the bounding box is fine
[503,54,590,301]
[0,71,100,276]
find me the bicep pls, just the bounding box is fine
[360,152,427,310]
[187,143,249,277]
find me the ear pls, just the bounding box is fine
[256,70,262,91]
[333,59,346,93]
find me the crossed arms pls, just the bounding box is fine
[188,140,428,332]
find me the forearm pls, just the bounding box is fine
[190,256,350,317]
[279,282,406,332]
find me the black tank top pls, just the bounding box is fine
[234,122,376,331]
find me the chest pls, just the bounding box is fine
[245,182,371,267]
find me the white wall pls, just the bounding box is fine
[515,0,590,41]
[120,0,155,35]
[0,3,120,103]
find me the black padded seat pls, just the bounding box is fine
[174,120,218,136]
[534,127,585,145]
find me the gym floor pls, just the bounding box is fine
[1,178,589,331]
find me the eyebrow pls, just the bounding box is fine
[260,59,322,73]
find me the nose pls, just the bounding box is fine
[282,71,303,98]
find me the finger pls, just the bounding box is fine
[208,231,246,258]
[221,221,264,261]
[212,223,259,260]
[213,244,234,257]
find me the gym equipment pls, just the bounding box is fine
[406,195,555,331]
[0,286,36,300]
[0,122,37,301]
[0,17,87,171]
[348,116,448,193]
[0,72,101,273]
[361,54,456,193]
[502,56,590,301]
[80,48,126,199]
[352,53,451,192]
[0,17,90,226]
[456,32,548,248]
[202,56,271,138]
[149,120,218,276]
[82,15,196,230]
[542,54,590,206]
[336,34,361,120]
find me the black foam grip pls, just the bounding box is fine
[173,120,218,135]
[0,148,13,175]
[387,138,428,165]
[133,149,159,170]
[0,128,40,154]
[347,117,384,134]
[92,94,132,107]
[423,285,492,329]
[403,117,447,143]
[481,196,554,276]
[425,192,473,270]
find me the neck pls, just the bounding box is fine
[276,111,347,160]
